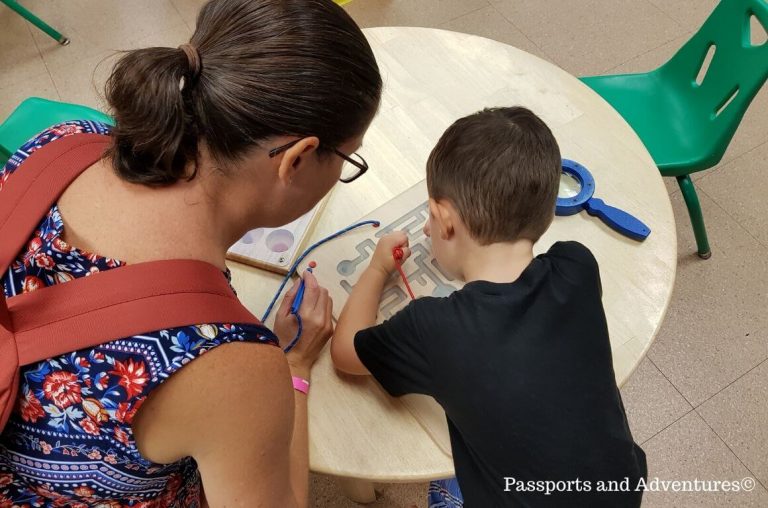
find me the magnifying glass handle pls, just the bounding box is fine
[584,198,651,241]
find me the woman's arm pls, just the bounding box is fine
[286,362,311,502]
[133,342,305,507]
[193,344,304,507]
[274,272,333,503]
[133,273,333,507]
[331,232,410,375]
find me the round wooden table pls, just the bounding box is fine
[228,27,677,502]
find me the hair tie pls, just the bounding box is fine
[178,43,202,81]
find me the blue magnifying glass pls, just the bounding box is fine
[556,159,651,241]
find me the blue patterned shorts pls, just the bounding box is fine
[428,478,464,508]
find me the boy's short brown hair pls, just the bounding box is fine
[426,107,561,245]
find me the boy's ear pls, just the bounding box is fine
[276,136,321,185]
[431,199,455,241]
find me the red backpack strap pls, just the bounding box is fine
[0,133,276,430]
[9,258,270,364]
[1,133,111,428]
[0,133,112,273]
[0,132,274,363]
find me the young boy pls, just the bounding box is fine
[331,107,647,507]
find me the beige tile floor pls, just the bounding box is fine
[1,1,767,506]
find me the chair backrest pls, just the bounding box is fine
[0,97,114,166]
[659,0,768,148]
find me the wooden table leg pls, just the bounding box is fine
[338,477,377,504]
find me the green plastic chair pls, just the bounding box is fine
[1,0,70,45]
[0,97,113,168]
[581,0,768,258]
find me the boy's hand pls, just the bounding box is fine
[370,231,411,276]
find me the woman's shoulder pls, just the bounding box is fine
[14,322,278,434]
[130,336,291,465]
[147,323,284,407]
[0,120,112,188]
[95,321,280,401]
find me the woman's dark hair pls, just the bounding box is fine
[105,0,382,185]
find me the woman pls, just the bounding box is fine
[0,0,381,506]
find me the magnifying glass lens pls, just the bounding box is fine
[558,172,581,198]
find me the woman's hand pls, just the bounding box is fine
[369,231,411,276]
[274,271,334,371]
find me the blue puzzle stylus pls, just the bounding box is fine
[283,262,315,353]
[290,262,315,315]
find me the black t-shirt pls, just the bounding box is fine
[354,241,647,507]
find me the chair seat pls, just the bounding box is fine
[0,97,113,167]
[581,73,728,176]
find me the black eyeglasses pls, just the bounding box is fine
[268,138,369,183]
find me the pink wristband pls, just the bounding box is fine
[292,376,310,395]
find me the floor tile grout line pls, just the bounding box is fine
[594,0,683,75]
[641,408,768,494]
[168,0,193,32]
[487,3,678,76]
[485,4,541,55]
[602,30,690,75]
[649,333,768,412]
[693,404,768,492]
[667,140,768,254]
[692,357,768,412]
[638,407,694,446]
[699,134,768,181]
[23,18,62,101]
[642,0,687,34]
[646,356,696,409]
[438,2,544,58]
[448,0,493,22]
[697,181,768,250]
[486,2,556,59]
[697,138,768,188]
[444,1,492,23]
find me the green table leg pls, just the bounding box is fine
[1,0,70,45]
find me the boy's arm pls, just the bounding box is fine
[331,232,411,375]
[332,266,389,374]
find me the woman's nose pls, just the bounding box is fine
[423,220,431,237]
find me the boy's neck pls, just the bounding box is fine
[460,238,535,284]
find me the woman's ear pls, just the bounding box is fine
[276,136,320,185]
[431,199,456,241]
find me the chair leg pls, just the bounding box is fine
[1,0,70,45]
[676,175,711,259]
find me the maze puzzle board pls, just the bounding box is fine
[227,196,329,275]
[301,179,457,455]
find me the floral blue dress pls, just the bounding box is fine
[0,121,279,508]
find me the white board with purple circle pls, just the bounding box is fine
[226,198,328,274]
